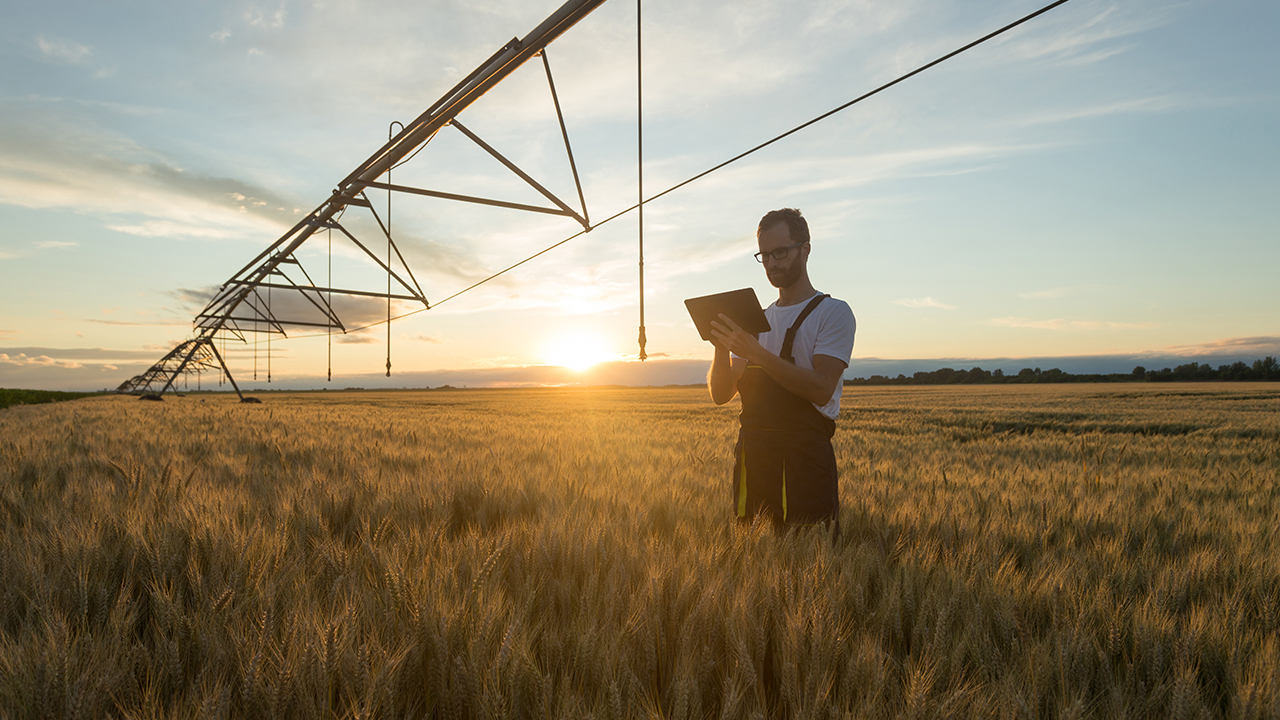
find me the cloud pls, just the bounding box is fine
[34,240,78,249]
[245,3,287,30]
[0,347,165,361]
[0,106,299,242]
[1166,336,1280,358]
[0,353,84,369]
[335,332,381,345]
[990,317,1155,331]
[1010,96,1180,128]
[893,297,954,310]
[408,334,444,344]
[36,36,91,65]
[994,2,1176,67]
[34,35,116,78]
[169,286,220,312]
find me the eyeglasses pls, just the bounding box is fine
[754,241,807,263]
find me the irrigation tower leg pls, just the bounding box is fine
[206,339,250,403]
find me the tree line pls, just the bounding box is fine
[845,356,1280,386]
[0,388,103,410]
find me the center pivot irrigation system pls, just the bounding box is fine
[117,0,1071,402]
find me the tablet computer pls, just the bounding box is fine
[685,288,771,341]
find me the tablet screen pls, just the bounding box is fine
[684,288,771,341]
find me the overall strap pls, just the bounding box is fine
[780,294,830,362]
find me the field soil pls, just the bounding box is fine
[2,384,1278,718]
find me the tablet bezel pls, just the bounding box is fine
[684,288,771,342]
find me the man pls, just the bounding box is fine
[707,208,856,533]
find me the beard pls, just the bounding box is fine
[766,261,803,289]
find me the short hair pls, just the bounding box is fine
[757,208,810,245]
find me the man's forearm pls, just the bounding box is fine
[708,347,736,404]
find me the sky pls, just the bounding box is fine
[1,0,1277,391]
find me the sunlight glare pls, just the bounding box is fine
[543,330,613,372]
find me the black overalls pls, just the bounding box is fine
[731,294,839,530]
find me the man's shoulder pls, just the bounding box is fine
[815,295,854,321]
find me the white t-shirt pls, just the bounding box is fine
[734,292,856,420]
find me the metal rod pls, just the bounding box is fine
[157,340,204,397]
[451,120,588,228]
[358,180,573,218]
[267,267,346,329]
[329,223,426,303]
[362,191,428,303]
[542,50,590,226]
[206,338,245,401]
[221,280,419,303]
[214,316,339,330]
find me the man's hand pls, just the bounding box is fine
[707,322,746,405]
[712,313,845,407]
[709,314,764,363]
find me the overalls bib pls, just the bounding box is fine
[732,294,839,528]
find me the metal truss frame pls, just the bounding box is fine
[119,0,607,401]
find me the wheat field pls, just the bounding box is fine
[1,383,1278,719]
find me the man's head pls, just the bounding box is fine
[756,208,810,289]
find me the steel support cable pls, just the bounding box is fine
[283,0,1071,342]
[388,121,403,378]
[267,282,272,382]
[328,225,332,382]
[637,0,646,361]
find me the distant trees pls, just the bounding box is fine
[845,356,1279,386]
[1140,357,1279,383]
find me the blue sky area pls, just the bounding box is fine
[1,0,1277,390]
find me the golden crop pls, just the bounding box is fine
[1,384,1277,718]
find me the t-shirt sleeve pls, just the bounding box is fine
[814,301,856,366]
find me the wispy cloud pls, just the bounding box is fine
[1166,336,1280,358]
[336,332,380,345]
[0,346,164,361]
[35,35,116,77]
[894,297,954,310]
[0,108,298,242]
[995,2,1177,67]
[0,352,83,369]
[1011,96,1180,128]
[34,240,78,249]
[245,3,287,30]
[36,36,91,65]
[990,317,1155,330]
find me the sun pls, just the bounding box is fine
[543,330,613,372]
